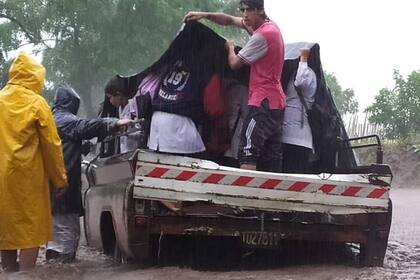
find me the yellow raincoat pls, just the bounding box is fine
[0,52,67,249]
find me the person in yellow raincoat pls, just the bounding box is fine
[0,52,68,272]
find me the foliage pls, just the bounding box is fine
[366,70,420,139]
[0,58,12,88]
[325,72,359,115]
[0,0,245,115]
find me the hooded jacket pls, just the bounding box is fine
[52,87,119,215]
[0,52,67,249]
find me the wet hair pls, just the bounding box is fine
[104,75,126,96]
[239,0,264,10]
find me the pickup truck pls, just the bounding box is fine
[82,139,392,268]
[82,23,393,268]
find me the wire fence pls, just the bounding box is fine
[344,113,420,151]
[344,113,385,138]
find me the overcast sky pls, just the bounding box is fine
[265,0,420,110]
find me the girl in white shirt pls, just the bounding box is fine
[282,48,317,173]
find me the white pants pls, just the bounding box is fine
[47,214,80,255]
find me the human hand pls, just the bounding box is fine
[299,48,310,62]
[54,186,67,198]
[116,118,135,129]
[183,11,206,22]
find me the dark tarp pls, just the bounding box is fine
[101,21,248,120]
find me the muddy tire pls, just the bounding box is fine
[360,199,393,267]
[113,241,129,264]
[100,212,128,264]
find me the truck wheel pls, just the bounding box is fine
[113,242,128,264]
[100,212,127,264]
[360,199,393,267]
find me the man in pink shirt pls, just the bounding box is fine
[184,0,285,172]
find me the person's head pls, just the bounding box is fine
[105,76,129,108]
[53,86,81,115]
[7,52,46,95]
[239,0,266,29]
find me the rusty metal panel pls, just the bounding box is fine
[147,216,368,244]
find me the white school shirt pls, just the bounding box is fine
[282,62,317,150]
[148,111,205,154]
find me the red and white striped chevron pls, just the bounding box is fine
[135,163,388,200]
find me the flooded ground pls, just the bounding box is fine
[1,188,419,280]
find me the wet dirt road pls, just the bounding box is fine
[1,188,420,280]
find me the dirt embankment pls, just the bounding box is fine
[383,145,420,188]
[356,143,420,188]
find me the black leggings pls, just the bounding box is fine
[282,143,312,174]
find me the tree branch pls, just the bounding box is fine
[17,38,55,49]
[0,13,50,49]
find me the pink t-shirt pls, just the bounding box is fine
[238,21,286,110]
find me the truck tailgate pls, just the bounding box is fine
[133,151,390,215]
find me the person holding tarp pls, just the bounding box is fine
[184,0,286,172]
[281,48,317,173]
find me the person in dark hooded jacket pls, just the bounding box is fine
[46,86,133,262]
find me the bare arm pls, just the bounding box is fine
[184,11,245,29]
[226,41,246,70]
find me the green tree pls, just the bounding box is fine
[0,0,244,115]
[366,70,420,139]
[325,72,359,115]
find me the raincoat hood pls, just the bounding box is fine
[53,87,81,115]
[7,52,46,94]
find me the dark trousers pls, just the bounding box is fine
[238,99,284,173]
[282,143,312,174]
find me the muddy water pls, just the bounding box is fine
[1,189,419,280]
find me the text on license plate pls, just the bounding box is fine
[240,231,281,247]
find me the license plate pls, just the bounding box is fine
[240,231,281,248]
